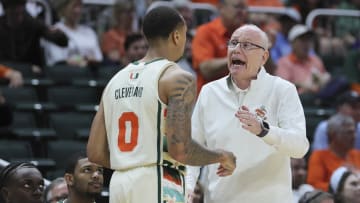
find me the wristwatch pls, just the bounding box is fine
[257,120,269,137]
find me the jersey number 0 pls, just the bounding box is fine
[118,112,138,152]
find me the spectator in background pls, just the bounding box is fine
[289,0,335,24]
[307,114,360,192]
[329,166,360,203]
[0,162,44,203]
[292,158,314,203]
[335,0,360,50]
[312,91,360,151]
[192,0,248,93]
[276,24,330,96]
[0,64,18,128]
[270,11,301,64]
[298,190,334,203]
[43,177,68,203]
[120,33,148,67]
[173,0,195,34]
[0,91,13,127]
[0,64,23,88]
[101,0,136,66]
[60,152,103,203]
[0,64,22,131]
[45,0,103,67]
[0,0,68,70]
[247,0,284,7]
[191,0,218,6]
[288,0,340,57]
[344,50,360,93]
[177,32,196,77]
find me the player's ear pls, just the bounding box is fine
[171,29,180,45]
[64,173,74,186]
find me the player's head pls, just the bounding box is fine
[142,6,187,61]
[64,151,103,198]
[0,162,44,203]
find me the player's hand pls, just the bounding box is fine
[217,150,236,176]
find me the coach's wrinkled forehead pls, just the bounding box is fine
[231,25,269,49]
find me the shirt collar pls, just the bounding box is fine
[230,76,248,93]
[226,67,267,93]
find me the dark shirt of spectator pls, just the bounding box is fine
[0,97,12,127]
[0,0,68,67]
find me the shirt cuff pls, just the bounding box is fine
[261,126,280,146]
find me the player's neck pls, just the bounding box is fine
[141,47,172,62]
[140,53,166,63]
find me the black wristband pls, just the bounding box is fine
[257,120,269,137]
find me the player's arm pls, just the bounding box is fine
[160,65,235,174]
[87,100,110,168]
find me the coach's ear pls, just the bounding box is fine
[261,49,269,66]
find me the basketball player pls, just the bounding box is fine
[87,6,236,203]
[0,162,44,203]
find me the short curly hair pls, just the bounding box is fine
[142,6,185,41]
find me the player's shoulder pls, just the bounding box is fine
[161,63,195,83]
[159,63,196,103]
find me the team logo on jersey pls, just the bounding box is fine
[130,72,139,79]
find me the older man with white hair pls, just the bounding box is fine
[186,24,309,203]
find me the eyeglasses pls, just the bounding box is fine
[227,40,265,51]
